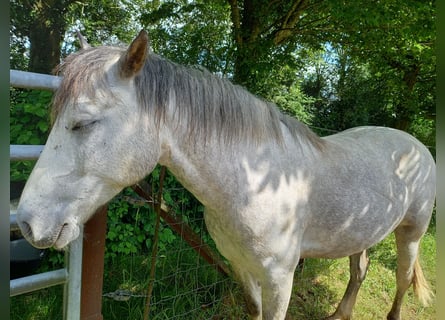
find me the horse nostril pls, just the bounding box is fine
[19,221,34,240]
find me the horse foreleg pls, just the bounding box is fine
[232,267,263,319]
[235,266,294,320]
[325,250,370,320]
[260,269,295,320]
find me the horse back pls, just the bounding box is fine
[300,126,435,258]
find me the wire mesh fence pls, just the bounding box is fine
[99,179,240,320]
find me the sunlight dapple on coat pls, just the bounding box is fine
[16,31,435,320]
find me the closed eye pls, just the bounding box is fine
[72,120,98,131]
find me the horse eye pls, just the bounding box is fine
[72,120,98,131]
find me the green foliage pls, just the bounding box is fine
[10,0,436,140]
[324,0,435,130]
[35,248,65,274]
[140,0,234,76]
[10,88,52,182]
[300,47,394,132]
[10,89,51,144]
[106,189,156,259]
[66,0,141,48]
[409,115,436,158]
[105,167,206,260]
[270,83,314,124]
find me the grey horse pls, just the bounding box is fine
[17,31,435,319]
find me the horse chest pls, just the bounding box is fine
[203,208,254,265]
[203,197,305,271]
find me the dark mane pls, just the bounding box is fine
[52,46,325,150]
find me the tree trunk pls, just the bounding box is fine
[228,0,262,89]
[27,1,69,74]
[227,0,310,90]
[393,65,420,131]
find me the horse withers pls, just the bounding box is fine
[16,30,435,319]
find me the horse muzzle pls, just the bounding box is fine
[16,213,80,250]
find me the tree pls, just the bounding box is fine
[226,0,435,131]
[10,0,435,139]
[324,0,435,130]
[10,0,139,73]
[301,47,393,133]
[11,0,74,73]
[227,0,316,89]
[139,0,234,75]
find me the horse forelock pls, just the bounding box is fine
[51,46,124,124]
[51,45,324,151]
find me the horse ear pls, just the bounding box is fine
[119,30,149,79]
[77,31,91,49]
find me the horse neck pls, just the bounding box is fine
[157,119,321,212]
[158,128,241,210]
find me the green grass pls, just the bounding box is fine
[10,225,435,319]
[287,225,436,320]
[10,286,64,320]
[100,245,234,320]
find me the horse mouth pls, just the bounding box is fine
[53,223,81,249]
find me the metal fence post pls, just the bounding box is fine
[63,225,84,320]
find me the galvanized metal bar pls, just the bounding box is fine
[10,212,18,231]
[63,225,84,320]
[10,269,68,296]
[10,145,44,161]
[10,70,61,91]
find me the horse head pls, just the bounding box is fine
[16,31,161,249]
